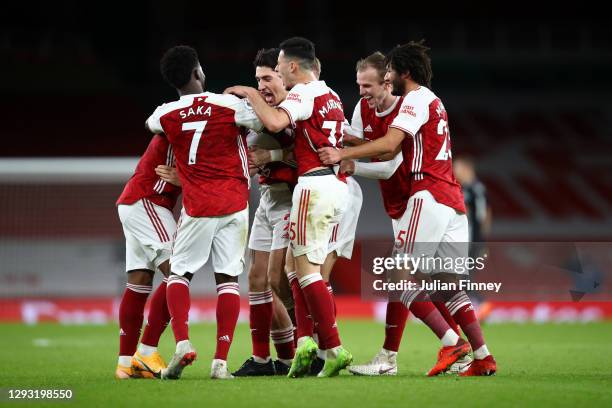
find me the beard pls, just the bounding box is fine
[390,78,405,96]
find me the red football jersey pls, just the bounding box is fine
[389,86,465,213]
[348,96,412,219]
[146,93,263,217]
[246,128,298,187]
[278,81,346,176]
[116,134,181,210]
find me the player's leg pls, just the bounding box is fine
[288,175,352,378]
[232,249,276,376]
[161,210,214,380]
[209,207,249,379]
[131,201,177,377]
[132,261,171,378]
[398,192,471,376]
[268,246,295,375]
[117,268,153,379]
[435,214,496,376]
[116,200,167,379]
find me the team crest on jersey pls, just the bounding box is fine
[286,93,302,103]
[400,105,416,117]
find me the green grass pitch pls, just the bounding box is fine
[1,321,612,407]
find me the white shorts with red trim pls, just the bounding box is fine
[289,174,348,265]
[392,190,469,274]
[171,206,249,277]
[248,183,292,252]
[328,177,362,259]
[118,199,176,273]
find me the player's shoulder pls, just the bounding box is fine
[402,86,438,107]
[200,92,245,110]
[152,94,199,118]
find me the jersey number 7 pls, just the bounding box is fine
[182,121,209,165]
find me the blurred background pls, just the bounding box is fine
[1,1,611,323]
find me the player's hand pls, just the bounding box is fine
[339,160,355,175]
[248,146,272,167]
[224,85,255,98]
[155,165,181,187]
[318,147,342,165]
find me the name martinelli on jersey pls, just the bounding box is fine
[318,99,343,117]
[373,279,502,293]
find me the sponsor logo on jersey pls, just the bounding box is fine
[400,105,416,117]
[364,125,373,132]
[286,93,302,103]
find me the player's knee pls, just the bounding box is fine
[127,269,154,286]
[215,272,238,285]
[248,269,268,292]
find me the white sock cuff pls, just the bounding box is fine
[167,275,189,288]
[441,329,460,347]
[298,273,322,289]
[287,271,297,284]
[217,282,240,296]
[126,283,152,294]
[445,291,471,315]
[249,289,273,305]
[400,289,420,309]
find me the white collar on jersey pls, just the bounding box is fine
[375,95,400,118]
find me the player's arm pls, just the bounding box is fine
[343,134,368,146]
[155,165,181,187]
[225,86,290,133]
[319,127,407,164]
[340,150,403,180]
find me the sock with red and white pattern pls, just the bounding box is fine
[249,289,273,362]
[271,326,295,363]
[326,282,337,317]
[167,275,190,343]
[382,301,409,353]
[401,289,459,346]
[299,273,340,350]
[446,291,490,359]
[141,278,170,348]
[288,271,314,339]
[118,282,151,360]
[215,282,241,361]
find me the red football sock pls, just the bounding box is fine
[288,272,313,339]
[141,279,170,347]
[299,274,340,350]
[326,282,337,317]
[249,289,273,360]
[166,275,191,343]
[382,301,409,352]
[118,283,151,356]
[446,291,485,352]
[433,301,460,336]
[271,326,295,360]
[215,282,241,361]
[403,290,452,340]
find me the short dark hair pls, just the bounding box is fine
[253,48,280,69]
[385,40,432,88]
[356,51,386,82]
[160,45,199,89]
[279,37,316,69]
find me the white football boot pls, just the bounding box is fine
[161,340,197,380]
[348,348,397,376]
[211,359,234,379]
[448,353,473,374]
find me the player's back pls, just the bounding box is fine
[146,92,262,217]
[116,134,180,210]
[279,81,346,176]
[390,86,465,213]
